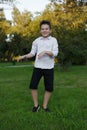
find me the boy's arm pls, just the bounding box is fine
[17,40,37,61]
[38,38,58,59]
[38,51,53,59]
[45,51,53,57]
[17,53,34,62]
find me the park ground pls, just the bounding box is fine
[0,63,87,130]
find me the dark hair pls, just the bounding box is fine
[40,20,51,29]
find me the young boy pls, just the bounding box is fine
[17,20,58,112]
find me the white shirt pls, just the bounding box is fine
[30,36,58,69]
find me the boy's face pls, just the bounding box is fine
[40,24,51,38]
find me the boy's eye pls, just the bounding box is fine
[42,28,49,30]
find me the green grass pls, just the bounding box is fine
[0,61,33,67]
[0,64,87,130]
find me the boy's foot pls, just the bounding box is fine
[32,105,40,112]
[43,107,50,112]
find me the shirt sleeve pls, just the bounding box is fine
[52,38,59,57]
[30,40,37,56]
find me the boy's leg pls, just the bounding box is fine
[31,89,38,107]
[43,69,54,109]
[43,91,51,109]
[29,68,42,107]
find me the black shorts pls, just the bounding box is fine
[29,68,54,92]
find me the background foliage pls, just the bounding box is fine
[0,1,87,65]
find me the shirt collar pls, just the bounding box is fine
[40,36,51,40]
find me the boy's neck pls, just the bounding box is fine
[42,35,51,38]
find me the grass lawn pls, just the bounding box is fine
[0,64,87,130]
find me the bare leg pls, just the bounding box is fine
[43,91,51,109]
[31,89,38,107]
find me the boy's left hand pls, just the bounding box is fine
[38,51,46,59]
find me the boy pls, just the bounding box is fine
[17,20,58,112]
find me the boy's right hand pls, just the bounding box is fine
[17,56,25,62]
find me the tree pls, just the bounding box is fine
[41,1,87,66]
[1,2,87,64]
[0,8,11,61]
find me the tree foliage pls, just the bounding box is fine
[0,1,87,65]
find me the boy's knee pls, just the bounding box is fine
[45,87,53,92]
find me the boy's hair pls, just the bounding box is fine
[40,20,51,29]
